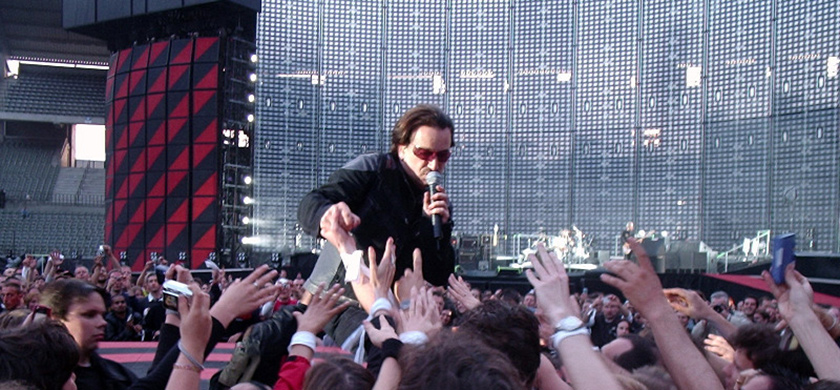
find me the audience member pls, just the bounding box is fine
[588,294,625,348]
[105,293,142,341]
[40,278,138,390]
[1,279,25,312]
[0,320,79,390]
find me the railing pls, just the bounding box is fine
[713,229,771,273]
[51,193,105,206]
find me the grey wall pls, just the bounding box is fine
[252,0,840,256]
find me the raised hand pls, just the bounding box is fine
[369,238,397,300]
[447,274,481,312]
[319,202,360,254]
[761,263,813,320]
[704,334,734,362]
[177,284,212,361]
[398,286,442,337]
[395,248,425,303]
[664,288,713,319]
[209,265,279,327]
[363,314,400,348]
[600,240,668,318]
[294,283,351,334]
[524,243,575,324]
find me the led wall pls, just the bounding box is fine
[253,0,840,255]
[105,37,221,268]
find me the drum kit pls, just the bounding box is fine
[520,226,592,264]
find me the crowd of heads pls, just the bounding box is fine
[1,242,840,390]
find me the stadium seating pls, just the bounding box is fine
[0,209,104,257]
[0,139,62,202]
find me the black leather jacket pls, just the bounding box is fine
[298,152,454,286]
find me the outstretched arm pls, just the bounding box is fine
[762,264,840,381]
[601,239,723,390]
[526,244,622,390]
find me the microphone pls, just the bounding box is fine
[426,171,444,239]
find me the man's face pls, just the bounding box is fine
[145,275,161,294]
[1,285,23,309]
[742,298,757,316]
[62,293,107,355]
[397,125,452,188]
[110,295,127,314]
[74,267,90,281]
[523,294,537,308]
[109,272,125,291]
[603,300,621,321]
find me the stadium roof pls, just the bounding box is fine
[0,0,110,65]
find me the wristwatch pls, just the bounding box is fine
[554,316,585,333]
[551,316,589,348]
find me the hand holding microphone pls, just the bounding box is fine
[424,171,449,239]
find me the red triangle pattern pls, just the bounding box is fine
[194,172,218,197]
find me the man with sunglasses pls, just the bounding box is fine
[298,104,455,339]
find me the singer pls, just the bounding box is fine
[298,104,456,313]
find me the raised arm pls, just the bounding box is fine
[525,244,622,390]
[664,288,738,340]
[601,239,724,390]
[762,264,840,381]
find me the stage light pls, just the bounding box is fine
[243,196,254,205]
[247,114,255,123]
[250,53,258,63]
[248,94,255,103]
[242,216,251,224]
[249,73,257,82]
[243,175,252,185]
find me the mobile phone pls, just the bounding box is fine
[162,280,193,310]
[770,233,796,284]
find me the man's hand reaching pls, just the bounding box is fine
[319,202,360,254]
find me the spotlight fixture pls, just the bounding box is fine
[243,196,254,205]
[248,94,255,103]
[247,114,255,123]
[249,73,257,82]
[243,175,252,185]
[242,216,251,224]
[250,53,258,63]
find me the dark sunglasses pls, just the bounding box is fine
[412,145,451,163]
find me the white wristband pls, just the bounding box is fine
[550,327,590,349]
[289,331,317,352]
[340,250,364,283]
[370,297,393,317]
[399,331,429,345]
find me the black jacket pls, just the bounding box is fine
[74,353,138,390]
[105,309,142,341]
[298,152,454,286]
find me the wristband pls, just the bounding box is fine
[399,331,428,345]
[340,250,364,282]
[370,298,393,317]
[176,341,205,371]
[173,363,202,373]
[289,331,318,352]
[380,338,403,360]
[550,327,590,349]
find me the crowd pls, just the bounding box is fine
[0,239,838,390]
[3,104,840,390]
